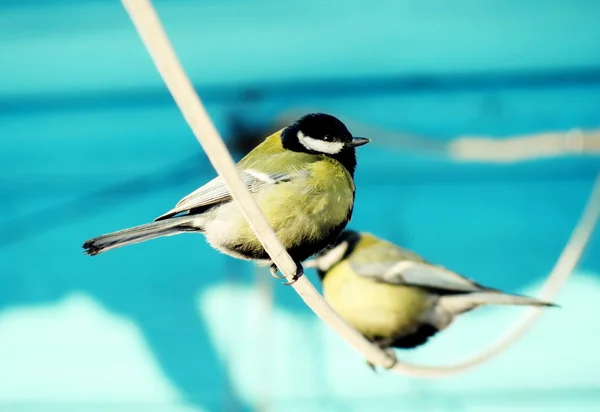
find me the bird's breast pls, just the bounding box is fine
[322,262,430,339]
[202,168,355,261]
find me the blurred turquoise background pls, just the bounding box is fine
[1,0,600,411]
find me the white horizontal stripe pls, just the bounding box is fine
[298,131,344,154]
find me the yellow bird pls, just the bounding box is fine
[313,230,557,368]
[83,113,370,284]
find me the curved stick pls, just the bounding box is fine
[388,172,600,377]
[121,0,397,371]
[120,0,600,377]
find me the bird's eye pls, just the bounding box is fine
[323,136,331,141]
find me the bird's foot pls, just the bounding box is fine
[269,262,304,285]
[282,262,304,286]
[366,346,398,373]
[269,264,286,279]
[382,348,398,370]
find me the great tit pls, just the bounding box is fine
[82,113,370,284]
[313,230,557,368]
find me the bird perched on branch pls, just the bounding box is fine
[82,113,370,284]
[313,230,557,369]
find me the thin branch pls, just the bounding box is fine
[302,172,600,376]
[387,172,600,376]
[448,129,600,162]
[121,0,397,371]
[120,0,600,377]
[277,109,600,162]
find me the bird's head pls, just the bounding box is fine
[313,229,362,278]
[281,113,370,174]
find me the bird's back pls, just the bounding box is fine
[347,233,427,266]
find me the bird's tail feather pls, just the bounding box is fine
[83,216,199,256]
[440,291,557,315]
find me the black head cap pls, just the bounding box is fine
[281,113,370,175]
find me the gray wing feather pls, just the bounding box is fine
[351,260,484,293]
[155,170,290,220]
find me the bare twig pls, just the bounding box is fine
[448,129,600,162]
[302,173,600,376]
[386,172,600,376]
[277,109,600,162]
[120,0,600,377]
[121,0,397,371]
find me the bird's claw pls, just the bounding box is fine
[269,263,304,285]
[366,347,398,373]
[282,264,304,286]
[269,264,286,279]
[383,350,398,370]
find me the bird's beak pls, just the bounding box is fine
[348,137,370,147]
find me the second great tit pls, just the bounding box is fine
[83,113,370,284]
[313,230,557,368]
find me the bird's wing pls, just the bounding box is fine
[351,260,485,293]
[154,170,292,221]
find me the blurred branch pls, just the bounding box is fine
[303,172,600,375]
[390,172,600,374]
[277,109,600,163]
[448,129,600,162]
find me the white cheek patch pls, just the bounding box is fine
[315,241,349,271]
[297,131,344,154]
